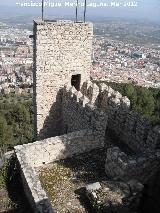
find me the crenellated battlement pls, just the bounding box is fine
[79,81,160,152]
[59,80,160,153]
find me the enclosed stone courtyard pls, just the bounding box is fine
[38,149,106,213]
[37,148,144,213]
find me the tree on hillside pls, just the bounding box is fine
[124,84,137,107]
[133,87,155,118]
[5,104,33,144]
[0,116,13,147]
[6,104,30,125]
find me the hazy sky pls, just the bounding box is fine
[0,0,159,22]
[0,0,159,7]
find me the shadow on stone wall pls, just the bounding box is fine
[38,88,64,140]
[139,169,160,213]
[37,80,160,153]
[5,155,33,213]
[38,84,108,142]
[104,128,134,155]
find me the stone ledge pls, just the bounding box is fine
[34,19,93,27]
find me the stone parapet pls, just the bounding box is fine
[80,81,160,153]
[105,146,160,183]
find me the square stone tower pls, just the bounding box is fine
[33,20,93,140]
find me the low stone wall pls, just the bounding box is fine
[16,129,103,168]
[18,161,54,213]
[105,146,160,183]
[15,129,104,212]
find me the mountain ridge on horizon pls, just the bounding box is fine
[0,1,159,24]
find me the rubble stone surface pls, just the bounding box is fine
[85,180,144,213]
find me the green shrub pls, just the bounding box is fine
[0,93,34,147]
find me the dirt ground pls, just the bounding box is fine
[39,148,107,213]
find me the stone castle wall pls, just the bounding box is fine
[80,81,160,153]
[61,85,107,145]
[14,81,160,212]
[32,18,160,153]
[79,81,160,182]
[33,20,93,140]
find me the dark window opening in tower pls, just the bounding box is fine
[71,74,81,91]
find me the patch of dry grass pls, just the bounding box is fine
[39,149,107,212]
